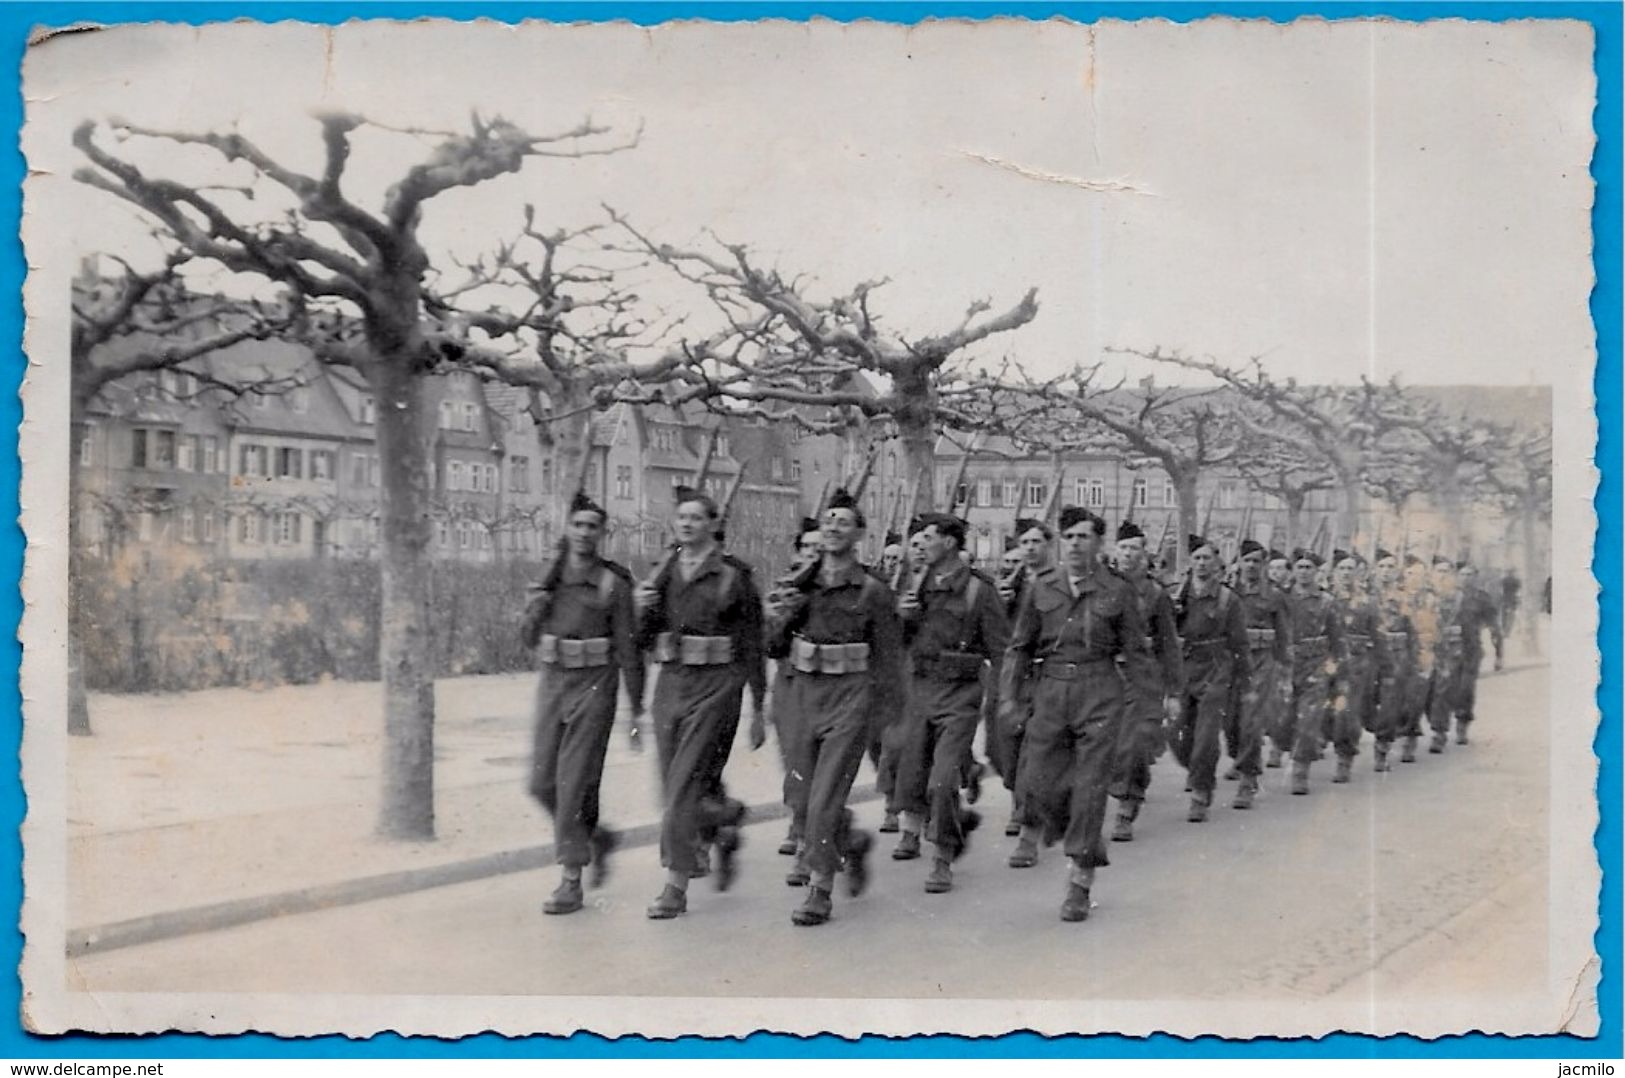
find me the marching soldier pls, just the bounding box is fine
[890,513,1009,893]
[1423,556,1475,751]
[1229,539,1292,809]
[1264,548,1299,767]
[1285,548,1344,795]
[766,517,822,861]
[999,506,1159,922]
[1169,535,1250,822]
[521,490,646,915]
[1454,561,1506,744]
[1107,519,1183,840]
[879,531,905,583]
[993,518,1053,843]
[1399,553,1439,763]
[1369,548,1418,771]
[1327,551,1379,783]
[636,486,767,920]
[767,488,904,926]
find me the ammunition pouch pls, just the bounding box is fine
[789,636,871,675]
[653,632,735,666]
[538,634,612,669]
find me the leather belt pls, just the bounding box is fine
[538,634,612,668]
[652,632,734,665]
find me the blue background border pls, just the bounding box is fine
[2,0,1617,1059]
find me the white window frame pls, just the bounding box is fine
[200,512,214,543]
[789,459,802,482]
[1133,477,1148,508]
[975,478,992,507]
[1162,480,1176,507]
[1087,479,1105,508]
[461,402,478,432]
[179,508,195,543]
[360,397,376,424]
[1074,477,1089,506]
[449,461,464,491]
[1025,478,1044,507]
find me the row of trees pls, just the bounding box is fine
[68,111,1552,838]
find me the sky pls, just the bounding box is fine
[24,16,1597,388]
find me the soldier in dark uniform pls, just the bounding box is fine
[890,512,1009,893]
[1286,548,1344,795]
[1229,539,1292,808]
[1398,553,1438,763]
[993,518,1052,845]
[521,490,646,916]
[1107,519,1183,841]
[1327,551,1380,784]
[1169,534,1250,822]
[767,488,904,926]
[763,517,822,860]
[1264,548,1299,768]
[999,506,1159,922]
[636,487,767,920]
[1369,548,1418,771]
[1453,561,1506,744]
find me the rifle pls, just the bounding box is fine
[1042,452,1066,525]
[945,435,978,512]
[811,477,832,518]
[718,469,747,532]
[848,442,881,500]
[1307,515,1328,560]
[693,426,721,488]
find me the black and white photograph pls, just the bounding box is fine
[19,16,1599,1038]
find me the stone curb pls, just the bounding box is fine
[66,785,882,959]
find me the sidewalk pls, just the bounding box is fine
[68,671,822,953]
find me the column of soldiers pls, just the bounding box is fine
[521,485,1505,926]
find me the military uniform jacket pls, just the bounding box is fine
[523,555,646,712]
[766,558,905,724]
[901,561,1010,683]
[1172,576,1250,695]
[1288,585,1345,675]
[1334,588,1383,666]
[1234,578,1294,665]
[1000,564,1161,710]
[637,546,767,708]
[1374,588,1418,680]
[1129,573,1185,694]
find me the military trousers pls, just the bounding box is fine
[784,670,874,877]
[1328,654,1371,760]
[1173,659,1235,799]
[528,663,621,868]
[651,664,748,876]
[1229,650,1280,778]
[1109,668,1164,805]
[1015,660,1124,868]
[1290,654,1336,764]
[895,674,983,857]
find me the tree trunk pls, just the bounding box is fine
[1338,468,1362,550]
[67,391,92,736]
[1284,490,1306,554]
[1173,469,1199,577]
[371,360,437,841]
[1521,491,1542,657]
[542,387,595,533]
[894,369,937,513]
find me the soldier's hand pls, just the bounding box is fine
[633,583,659,612]
[627,715,645,753]
[896,592,922,617]
[749,711,767,751]
[996,582,1016,605]
[1162,696,1182,725]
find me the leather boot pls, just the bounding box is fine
[785,844,810,888]
[1060,882,1092,922]
[924,859,953,894]
[1291,760,1311,795]
[791,886,833,926]
[844,828,873,898]
[1008,836,1039,868]
[879,812,900,834]
[1456,720,1470,745]
[588,828,619,889]
[1401,736,1418,763]
[1374,745,1390,772]
[1004,811,1021,837]
[778,826,799,856]
[1110,801,1139,842]
[1333,756,1352,784]
[1232,776,1257,810]
[892,831,921,861]
[1266,747,1284,769]
[646,884,688,920]
[1224,765,1241,781]
[542,877,584,915]
[1429,730,1447,754]
[1187,796,1209,823]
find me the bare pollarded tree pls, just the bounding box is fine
[74,110,644,839]
[603,214,1044,510]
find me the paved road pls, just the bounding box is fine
[71,665,1549,1007]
